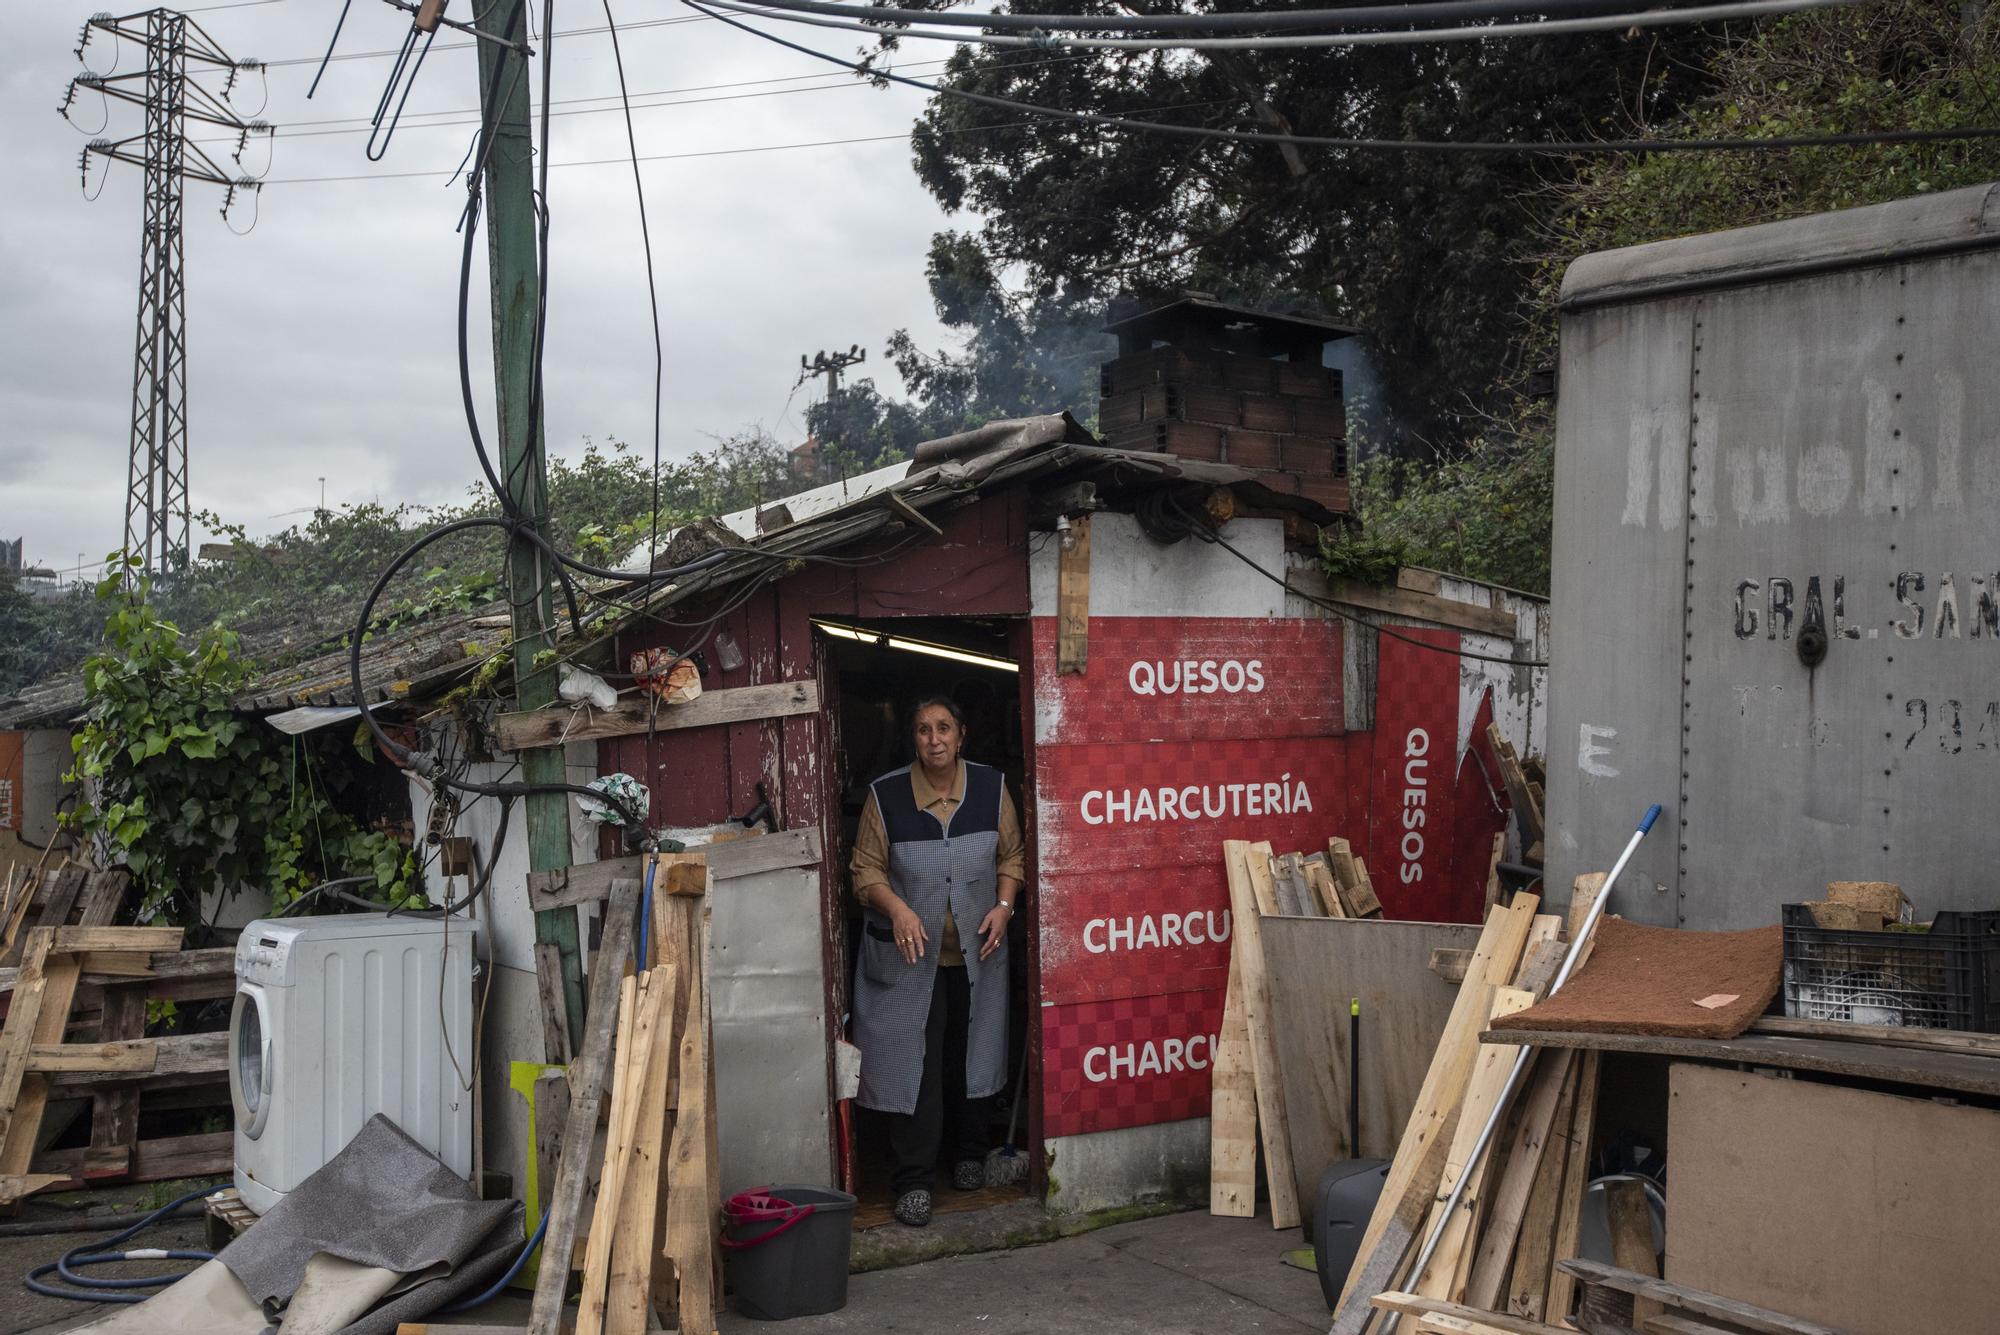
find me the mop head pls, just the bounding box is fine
[984,1142,1029,1185]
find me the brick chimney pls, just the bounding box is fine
[1097,296,1355,512]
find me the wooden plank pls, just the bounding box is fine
[1429,949,1472,983]
[1605,1178,1663,1327]
[649,893,701,1320]
[662,956,717,1334]
[651,851,709,900]
[1544,1050,1602,1325]
[534,940,573,1066]
[1331,894,1541,1334]
[1331,580,1519,638]
[1270,853,1310,917]
[527,828,823,911]
[1243,845,1284,919]
[89,984,148,1176]
[31,1130,234,1184]
[0,1172,67,1206]
[1557,1261,1850,1335]
[76,952,155,978]
[607,963,678,1335]
[1644,1317,1755,1335]
[1220,839,1299,1230]
[1057,510,1090,674]
[48,927,183,953]
[1262,917,1483,1210]
[493,679,820,751]
[75,870,130,928]
[1512,937,1567,1000]
[1303,858,1348,918]
[1505,1061,1581,1320]
[27,1040,156,1073]
[1747,1014,2000,1057]
[528,877,641,1335]
[1207,948,1258,1217]
[1568,874,1606,942]
[1464,1047,1576,1310]
[33,867,89,932]
[1351,857,1384,919]
[1,931,83,1176]
[0,931,55,1154]
[1483,833,1505,913]
[1371,1292,1572,1335]
[1475,1028,2000,1100]
[1412,987,1537,1300]
[579,970,665,1335]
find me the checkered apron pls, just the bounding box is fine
[851,762,1010,1115]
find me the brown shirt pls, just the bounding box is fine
[850,761,1025,966]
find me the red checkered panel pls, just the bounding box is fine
[1364,628,1465,921]
[1041,988,1228,1138]
[1031,617,1342,745]
[1038,864,1233,1007]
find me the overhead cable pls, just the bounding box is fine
[706,0,1862,50]
[705,0,1759,32]
[684,0,2000,155]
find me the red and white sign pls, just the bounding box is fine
[1040,987,1227,1138]
[1038,864,1235,1006]
[1032,617,1342,744]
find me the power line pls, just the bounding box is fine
[260,13,713,68]
[683,0,2000,155]
[710,0,1750,32]
[707,0,1863,51]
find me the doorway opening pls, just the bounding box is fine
[821,615,1038,1229]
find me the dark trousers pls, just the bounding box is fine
[888,963,988,1195]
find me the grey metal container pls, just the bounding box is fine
[1545,183,2000,930]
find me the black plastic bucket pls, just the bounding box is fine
[722,1184,857,1320]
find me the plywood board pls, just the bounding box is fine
[1207,951,1257,1217]
[1666,1062,2000,1335]
[1261,916,1482,1212]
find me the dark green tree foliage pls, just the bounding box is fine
[801,378,941,475]
[894,9,1721,445]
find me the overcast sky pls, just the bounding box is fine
[4,0,962,579]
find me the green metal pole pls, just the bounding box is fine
[475,2,588,1051]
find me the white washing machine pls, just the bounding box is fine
[230,914,479,1214]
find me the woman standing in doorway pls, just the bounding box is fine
[850,696,1024,1227]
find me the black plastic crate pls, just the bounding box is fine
[1782,907,2000,1032]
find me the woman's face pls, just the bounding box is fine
[913,704,964,773]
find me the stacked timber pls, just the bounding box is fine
[529,855,720,1335]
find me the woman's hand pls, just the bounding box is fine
[976,903,1012,961]
[887,898,928,964]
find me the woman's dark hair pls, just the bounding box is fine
[909,695,966,734]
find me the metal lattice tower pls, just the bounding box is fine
[63,9,268,576]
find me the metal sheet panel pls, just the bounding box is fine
[710,863,832,1196]
[1552,233,2000,930]
[1546,297,1696,925]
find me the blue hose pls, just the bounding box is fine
[23,1186,218,1303]
[637,856,656,971]
[440,1207,549,1312]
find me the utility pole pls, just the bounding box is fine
[796,345,865,482]
[64,9,268,577]
[473,1,589,1049]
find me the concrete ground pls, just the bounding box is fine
[9,1202,1326,1335]
[3,1183,216,1335]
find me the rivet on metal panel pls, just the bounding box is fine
[1884,769,1893,777]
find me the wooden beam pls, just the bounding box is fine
[1207,949,1257,1217]
[1556,1261,1851,1335]
[1057,512,1090,674]
[1544,1051,1603,1324]
[529,877,641,1335]
[1,930,84,1176]
[32,1130,233,1185]
[1330,581,1519,639]
[1464,1047,1576,1310]
[27,1040,157,1074]
[662,949,717,1333]
[1429,948,1472,983]
[493,679,820,751]
[1220,840,1299,1230]
[46,1032,223,1090]
[528,828,822,911]
[1370,1292,1572,1335]
[1505,1059,1581,1320]
[1747,1014,2000,1057]
[48,927,184,953]
[1331,894,1541,1334]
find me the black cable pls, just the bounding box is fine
[396,795,513,917]
[306,0,355,98]
[600,0,668,573]
[685,0,2000,156]
[719,0,1747,32]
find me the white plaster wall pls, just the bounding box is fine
[1028,512,1285,621]
[1045,1120,1212,1215]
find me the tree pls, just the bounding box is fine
[892,8,1726,447]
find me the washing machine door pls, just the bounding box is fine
[229,984,275,1140]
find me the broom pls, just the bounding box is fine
[984,1043,1031,1185]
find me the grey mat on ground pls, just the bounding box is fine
[217,1114,517,1308]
